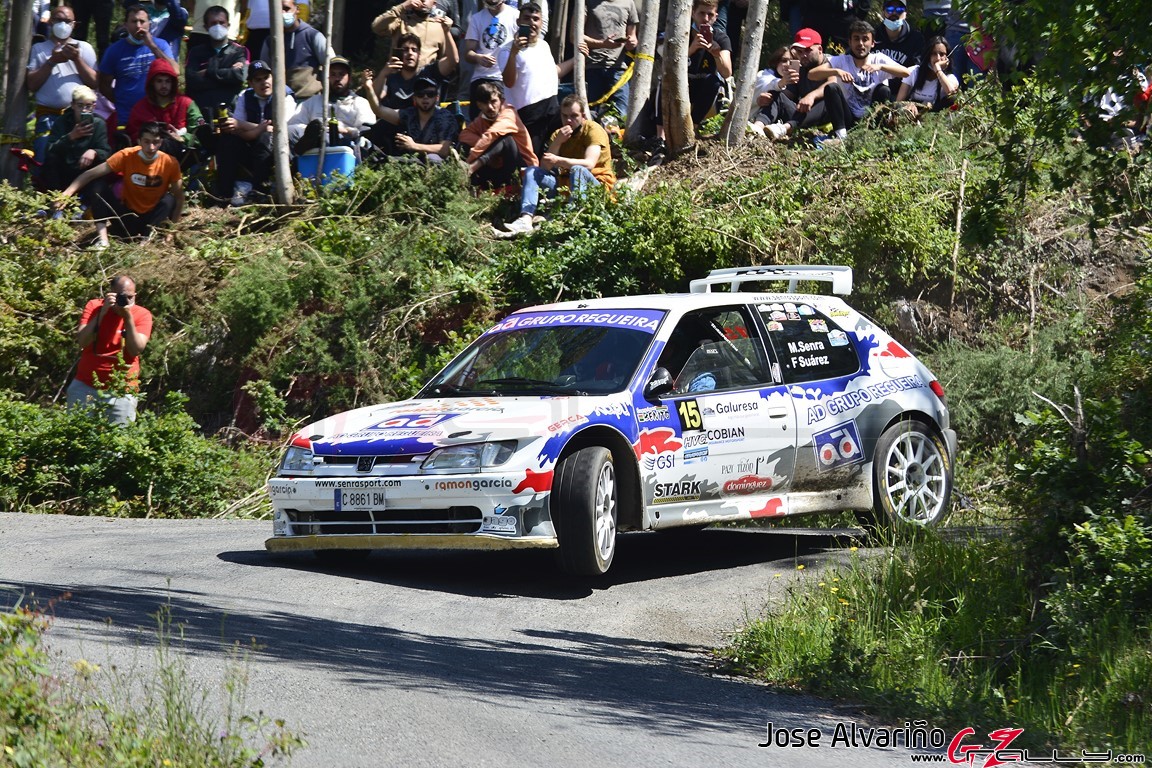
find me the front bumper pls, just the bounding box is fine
[265,473,555,550]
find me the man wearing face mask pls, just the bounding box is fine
[259,0,326,99]
[27,4,100,178]
[185,5,249,116]
[186,0,241,51]
[872,2,922,92]
[99,4,176,130]
[57,120,184,247]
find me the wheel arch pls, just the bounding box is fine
[556,426,643,532]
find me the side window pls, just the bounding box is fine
[657,306,772,394]
[759,302,860,383]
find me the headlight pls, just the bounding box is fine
[422,441,516,471]
[280,445,315,473]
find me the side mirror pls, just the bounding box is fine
[644,367,674,400]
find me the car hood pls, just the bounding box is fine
[294,396,622,456]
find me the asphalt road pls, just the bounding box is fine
[0,512,943,766]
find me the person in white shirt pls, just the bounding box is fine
[896,36,959,112]
[463,0,519,117]
[27,3,99,175]
[809,19,910,139]
[498,2,559,158]
[288,56,377,158]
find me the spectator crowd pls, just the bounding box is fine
[25,0,1151,245]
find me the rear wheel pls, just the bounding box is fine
[870,420,952,528]
[553,447,618,576]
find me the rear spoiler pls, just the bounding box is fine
[689,265,853,296]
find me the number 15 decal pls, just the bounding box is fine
[676,399,702,431]
[813,420,864,471]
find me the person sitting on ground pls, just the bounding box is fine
[57,120,183,247]
[126,57,206,166]
[362,33,458,155]
[872,1,923,93]
[457,80,537,188]
[184,4,249,117]
[809,19,910,141]
[288,56,377,157]
[98,3,177,131]
[371,0,455,71]
[749,45,795,133]
[498,2,560,159]
[499,94,614,235]
[653,0,733,143]
[26,3,100,181]
[364,74,460,163]
[895,35,959,117]
[756,28,833,142]
[42,85,112,197]
[211,60,296,206]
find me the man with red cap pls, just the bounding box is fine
[758,27,839,141]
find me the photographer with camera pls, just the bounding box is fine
[67,275,153,425]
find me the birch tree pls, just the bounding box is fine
[661,0,693,155]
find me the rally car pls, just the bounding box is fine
[266,265,957,575]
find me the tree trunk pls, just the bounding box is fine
[268,0,294,204]
[1,0,34,187]
[331,0,345,55]
[551,0,569,65]
[623,0,659,146]
[572,0,587,109]
[718,0,769,146]
[661,0,693,156]
[315,0,335,191]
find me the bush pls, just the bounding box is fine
[0,392,269,518]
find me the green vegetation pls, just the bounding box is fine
[2,47,1151,755]
[1,602,303,767]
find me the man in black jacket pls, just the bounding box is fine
[185,5,249,116]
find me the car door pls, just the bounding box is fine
[643,304,798,525]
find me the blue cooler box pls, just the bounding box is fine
[297,146,356,188]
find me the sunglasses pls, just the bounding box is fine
[884,5,907,13]
[415,90,438,98]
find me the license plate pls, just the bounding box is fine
[482,515,517,533]
[334,489,388,512]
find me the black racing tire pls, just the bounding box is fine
[869,419,953,529]
[553,446,618,576]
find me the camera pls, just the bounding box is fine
[430,6,445,17]
[116,293,129,307]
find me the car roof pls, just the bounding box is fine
[516,265,857,316]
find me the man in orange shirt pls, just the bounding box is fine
[66,274,153,425]
[58,120,183,247]
[457,81,537,189]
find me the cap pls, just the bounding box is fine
[249,60,272,77]
[329,55,352,70]
[413,75,439,92]
[793,28,822,48]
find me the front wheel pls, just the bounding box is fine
[553,447,618,576]
[870,420,952,528]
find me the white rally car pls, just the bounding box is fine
[266,265,957,575]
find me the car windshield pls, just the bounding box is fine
[422,313,662,396]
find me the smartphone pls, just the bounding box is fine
[67,42,80,49]
[80,112,94,125]
[700,24,713,45]
[786,59,801,76]
[517,24,531,39]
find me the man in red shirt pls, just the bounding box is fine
[58,120,183,247]
[66,275,153,425]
